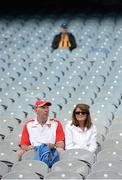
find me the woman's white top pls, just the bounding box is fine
[65,123,97,153]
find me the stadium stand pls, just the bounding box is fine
[0,4,122,179]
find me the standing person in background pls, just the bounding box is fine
[17,99,65,159]
[52,23,77,51]
[65,104,97,153]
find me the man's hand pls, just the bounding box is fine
[46,143,55,148]
[65,36,69,42]
[27,145,34,151]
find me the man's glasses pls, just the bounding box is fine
[75,111,89,115]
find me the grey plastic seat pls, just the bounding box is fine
[86,170,122,179]
[0,124,10,138]
[1,171,40,179]
[4,134,19,151]
[90,103,115,128]
[0,72,11,85]
[91,114,111,129]
[1,90,20,103]
[86,74,106,88]
[90,61,112,78]
[12,160,49,178]
[95,124,108,137]
[112,117,122,125]
[96,133,105,153]
[8,84,28,96]
[51,159,89,178]
[69,62,90,76]
[106,131,122,140]
[60,149,95,167]
[101,138,122,150]
[90,102,116,117]
[4,108,26,123]
[22,149,35,160]
[0,98,14,112]
[91,160,122,176]
[40,72,60,86]
[3,68,20,82]
[71,95,94,106]
[50,48,70,59]
[96,148,122,162]
[59,74,85,87]
[0,145,19,166]
[69,47,88,60]
[44,171,83,179]
[108,124,122,133]
[0,161,9,178]
[0,116,19,130]
[54,85,76,99]
[0,81,8,93]
[96,92,121,109]
[50,60,70,75]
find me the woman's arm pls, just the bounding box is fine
[87,126,97,153]
[65,124,80,149]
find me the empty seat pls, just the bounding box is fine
[0,161,9,178]
[22,149,35,160]
[44,171,83,179]
[51,159,89,178]
[91,160,122,175]
[108,124,122,133]
[0,145,19,167]
[101,138,122,150]
[86,170,122,179]
[106,131,122,140]
[12,160,49,178]
[60,149,95,167]
[1,171,40,179]
[96,148,122,162]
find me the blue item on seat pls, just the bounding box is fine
[34,144,59,168]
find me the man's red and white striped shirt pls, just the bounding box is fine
[20,118,65,146]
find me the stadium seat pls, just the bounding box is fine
[1,171,40,179]
[22,149,35,160]
[96,148,122,162]
[12,160,49,178]
[91,160,122,175]
[101,138,122,150]
[44,171,83,179]
[60,149,95,167]
[51,159,89,178]
[0,161,9,178]
[86,170,122,179]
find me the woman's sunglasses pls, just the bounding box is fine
[75,111,89,115]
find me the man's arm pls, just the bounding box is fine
[55,141,64,149]
[21,144,34,151]
[69,33,77,50]
[51,34,60,49]
[55,120,65,155]
[19,122,31,150]
[55,141,64,155]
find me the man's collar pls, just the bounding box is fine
[33,118,51,127]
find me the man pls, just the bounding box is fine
[52,23,77,51]
[17,99,65,158]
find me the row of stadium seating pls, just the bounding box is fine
[0,12,122,179]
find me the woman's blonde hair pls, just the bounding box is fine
[71,104,92,129]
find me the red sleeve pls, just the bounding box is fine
[55,120,65,143]
[20,122,31,145]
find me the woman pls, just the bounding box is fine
[65,104,97,153]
